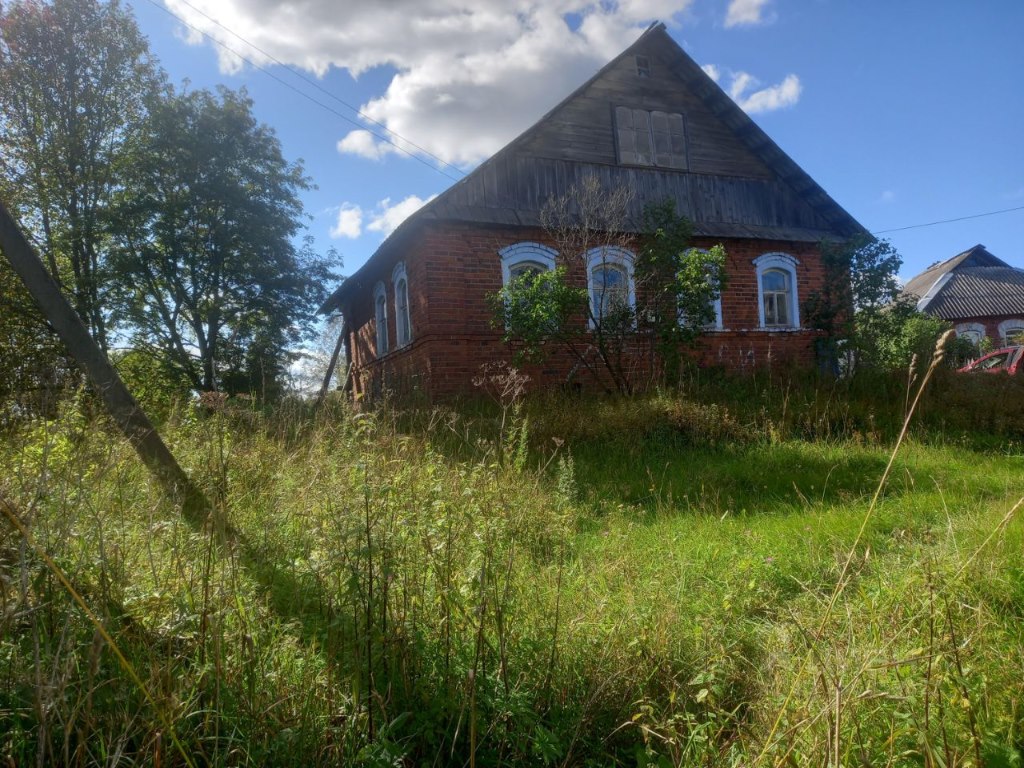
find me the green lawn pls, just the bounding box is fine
[1,388,1022,766]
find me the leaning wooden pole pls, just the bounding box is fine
[314,321,346,410]
[0,201,211,525]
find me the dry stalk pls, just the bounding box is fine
[755,330,956,767]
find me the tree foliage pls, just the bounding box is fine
[0,249,72,423]
[803,235,975,373]
[0,0,164,350]
[637,200,726,386]
[108,86,337,396]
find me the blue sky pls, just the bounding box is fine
[127,0,1024,282]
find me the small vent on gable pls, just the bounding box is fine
[635,55,651,78]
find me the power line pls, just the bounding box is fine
[128,3,1024,237]
[165,0,467,178]
[872,204,1024,235]
[140,0,464,183]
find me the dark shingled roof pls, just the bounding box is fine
[923,267,1024,320]
[321,22,867,315]
[906,245,1024,320]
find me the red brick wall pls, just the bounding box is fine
[343,222,832,399]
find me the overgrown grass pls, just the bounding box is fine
[1,371,1023,766]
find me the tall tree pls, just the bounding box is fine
[109,86,336,396]
[0,0,164,351]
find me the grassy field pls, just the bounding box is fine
[1,369,1023,766]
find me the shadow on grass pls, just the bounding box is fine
[570,439,894,514]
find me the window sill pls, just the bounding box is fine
[374,339,415,361]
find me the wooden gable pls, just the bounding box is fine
[517,34,774,180]
[406,24,864,242]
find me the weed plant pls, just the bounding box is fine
[1,366,1022,766]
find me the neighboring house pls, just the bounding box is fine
[320,22,867,400]
[904,244,1024,346]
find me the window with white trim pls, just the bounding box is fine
[585,246,636,326]
[955,322,986,345]
[679,248,724,330]
[499,242,557,286]
[614,107,686,169]
[754,253,800,329]
[998,318,1024,344]
[373,281,389,357]
[392,262,412,348]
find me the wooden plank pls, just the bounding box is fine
[0,201,212,526]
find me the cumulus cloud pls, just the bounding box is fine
[366,195,439,237]
[724,0,772,28]
[164,1,797,162]
[330,204,363,239]
[727,71,801,113]
[164,0,699,166]
[701,63,720,82]
[336,130,396,162]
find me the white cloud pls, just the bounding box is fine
[727,71,801,113]
[366,194,439,237]
[330,204,363,238]
[164,0,697,166]
[337,130,397,161]
[724,0,772,28]
[701,63,720,82]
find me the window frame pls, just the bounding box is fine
[753,252,800,330]
[614,106,687,169]
[585,246,636,329]
[997,318,1024,345]
[392,261,412,349]
[498,242,558,286]
[373,280,389,357]
[955,322,987,345]
[679,248,725,331]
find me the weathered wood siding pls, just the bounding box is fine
[414,32,848,242]
[520,39,773,181]
[429,155,836,238]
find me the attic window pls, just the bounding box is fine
[635,55,651,77]
[615,107,686,169]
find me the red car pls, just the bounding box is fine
[959,345,1023,375]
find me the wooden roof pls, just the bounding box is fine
[322,22,867,313]
[906,244,1024,319]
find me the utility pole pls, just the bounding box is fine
[0,201,211,525]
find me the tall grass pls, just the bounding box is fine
[1,367,1022,765]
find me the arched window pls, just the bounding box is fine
[681,248,724,330]
[585,246,636,326]
[754,253,800,329]
[955,322,986,345]
[998,318,1024,345]
[392,262,412,348]
[373,281,388,357]
[499,242,557,285]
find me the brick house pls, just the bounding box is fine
[904,244,1024,346]
[320,23,867,400]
